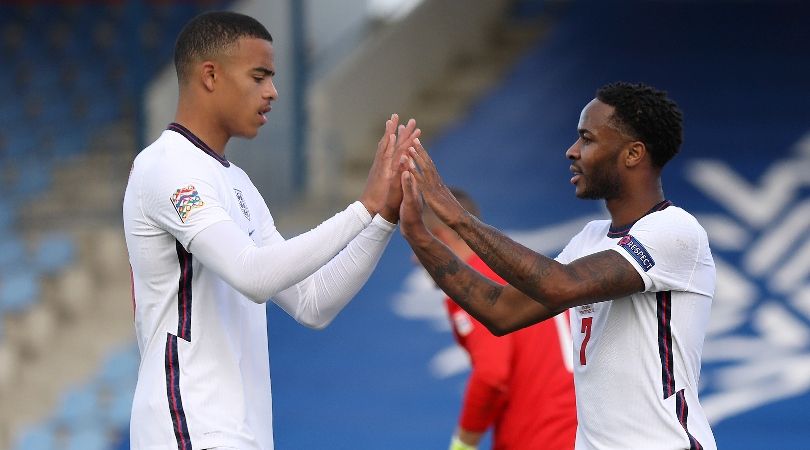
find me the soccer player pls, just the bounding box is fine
[422,188,577,450]
[123,12,418,450]
[399,82,716,450]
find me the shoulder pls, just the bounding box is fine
[134,132,220,186]
[635,205,707,243]
[625,205,710,267]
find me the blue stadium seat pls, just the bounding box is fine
[107,382,136,429]
[32,232,76,276]
[55,384,103,429]
[98,344,140,388]
[0,236,27,272]
[66,423,109,450]
[9,163,52,200]
[13,423,55,450]
[0,201,17,231]
[0,269,39,316]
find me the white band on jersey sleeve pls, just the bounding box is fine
[273,214,396,329]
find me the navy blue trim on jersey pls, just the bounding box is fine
[607,199,673,238]
[165,333,192,450]
[167,122,230,167]
[657,291,675,399]
[175,241,193,342]
[676,389,704,450]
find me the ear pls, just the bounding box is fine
[201,61,217,92]
[625,141,647,168]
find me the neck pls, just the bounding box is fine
[175,94,229,156]
[604,177,665,228]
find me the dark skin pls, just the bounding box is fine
[399,99,661,336]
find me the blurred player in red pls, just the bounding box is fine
[423,188,577,450]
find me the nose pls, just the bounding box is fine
[265,79,279,101]
[565,140,580,160]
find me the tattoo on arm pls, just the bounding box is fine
[455,214,556,301]
[485,285,502,305]
[413,238,506,320]
[454,214,644,309]
[432,258,460,280]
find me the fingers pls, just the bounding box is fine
[411,138,434,167]
[388,114,400,135]
[401,170,420,209]
[378,114,400,151]
[396,118,420,148]
[400,118,417,143]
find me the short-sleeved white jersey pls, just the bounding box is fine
[123,124,279,450]
[555,201,716,450]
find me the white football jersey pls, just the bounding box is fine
[556,201,717,450]
[123,124,277,450]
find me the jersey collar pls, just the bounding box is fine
[606,199,673,238]
[167,122,231,167]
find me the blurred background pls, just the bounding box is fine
[0,0,808,448]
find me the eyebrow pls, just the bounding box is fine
[253,67,275,77]
[578,128,593,137]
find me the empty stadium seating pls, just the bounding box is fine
[0,1,229,447]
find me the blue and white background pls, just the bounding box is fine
[268,1,810,448]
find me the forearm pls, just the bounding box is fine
[409,233,539,335]
[188,202,371,303]
[452,213,568,308]
[273,215,395,328]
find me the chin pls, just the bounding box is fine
[235,127,260,139]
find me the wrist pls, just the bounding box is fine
[359,198,376,216]
[379,205,399,224]
[402,224,433,249]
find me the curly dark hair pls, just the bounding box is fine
[174,11,273,83]
[596,82,683,168]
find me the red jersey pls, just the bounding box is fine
[446,254,577,450]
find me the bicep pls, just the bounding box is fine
[558,249,644,307]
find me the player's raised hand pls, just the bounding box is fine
[405,138,467,228]
[398,166,431,246]
[359,114,399,217]
[380,118,421,222]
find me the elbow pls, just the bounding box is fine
[482,320,515,337]
[488,325,512,337]
[239,285,273,305]
[490,328,509,337]
[296,314,333,330]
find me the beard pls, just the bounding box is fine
[577,165,622,200]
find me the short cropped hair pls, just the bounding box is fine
[596,82,683,168]
[174,11,273,83]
